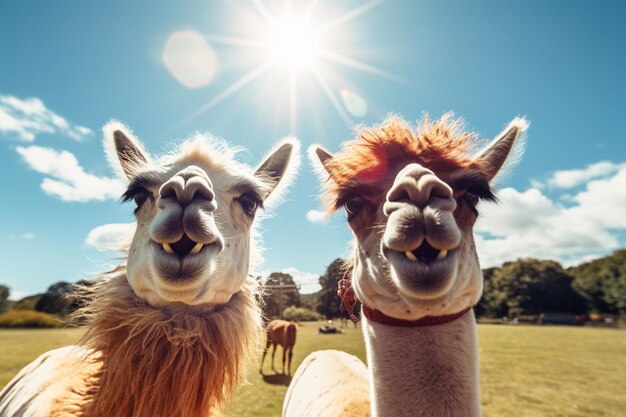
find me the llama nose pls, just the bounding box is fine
[384,163,456,215]
[159,166,216,209]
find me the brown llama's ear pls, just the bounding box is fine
[473,117,528,183]
[254,137,300,202]
[103,120,151,180]
[308,145,336,181]
[315,147,333,167]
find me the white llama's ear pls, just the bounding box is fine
[254,137,300,205]
[103,120,152,180]
[473,117,529,184]
[308,145,336,183]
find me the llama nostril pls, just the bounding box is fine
[159,176,185,201]
[160,188,176,199]
[387,170,453,209]
[159,174,215,208]
[183,176,215,205]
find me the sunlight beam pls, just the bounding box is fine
[252,0,276,25]
[205,34,265,49]
[165,60,273,134]
[312,69,353,128]
[289,71,297,134]
[319,0,384,34]
[320,49,413,85]
[304,0,321,18]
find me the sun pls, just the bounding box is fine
[266,18,321,71]
[166,0,407,135]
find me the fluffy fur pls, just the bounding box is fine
[282,350,370,417]
[322,113,478,211]
[71,270,262,417]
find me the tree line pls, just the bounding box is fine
[1,249,625,323]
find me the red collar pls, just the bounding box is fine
[362,304,472,327]
[338,274,473,327]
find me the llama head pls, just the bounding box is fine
[312,114,526,320]
[104,121,299,308]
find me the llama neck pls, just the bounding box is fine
[362,309,481,417]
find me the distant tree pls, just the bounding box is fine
[261,272,300,320]
[570,249,626,313]
[475,268,504,317]
[299,292,321,311]
[317,259,346,319]
[35,281,74,316]
[480,259,587,317]
[282,305,322,322]
[12,295,42,311]
[266,272,300,307]
[0,285,9,314]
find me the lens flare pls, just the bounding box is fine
[340,88,367,117]
[163,30,218,89]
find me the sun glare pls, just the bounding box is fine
[266,18,320,70]
[166,0,405,135]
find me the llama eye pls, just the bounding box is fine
[464,192,479,208]
[344,197,364,218]
[237,193,261,216]
[133,191,151,207]
[122,186,153,212]
[463,183,496,209]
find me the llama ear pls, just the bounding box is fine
[308,145,336,182]
[315,147,333,167]
[254,137,300,202]
[473,117,528,183]
[103,120,151,180]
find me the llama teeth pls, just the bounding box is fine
[405,251,418,262]
[190,243,204,254]
[162,243,174,254]
[437,249,448,260]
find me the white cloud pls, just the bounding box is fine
[16,145,125,202]
[20,233,35,240]
[8,290,30,301]
[0,95,93,142]
[85,223,136,252]
[476,161,626,268]
[546,161,626,189]
[280,267,321,294]
[306,209,328,224]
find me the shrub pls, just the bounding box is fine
[282,305,323,322]
[12,295,41,311]
[0,310,62,328]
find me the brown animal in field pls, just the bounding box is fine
[260,319,298,375]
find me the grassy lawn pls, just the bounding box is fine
[1,323,625,416]
[0,328,84,388]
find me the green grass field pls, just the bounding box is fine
[1,323,625,416]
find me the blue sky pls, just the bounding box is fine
[1,0,625,298]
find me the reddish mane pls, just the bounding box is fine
[324,113,479,211]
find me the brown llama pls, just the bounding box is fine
[260,319,298,375]
[0,121,300,417]
[284,113,527,417]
